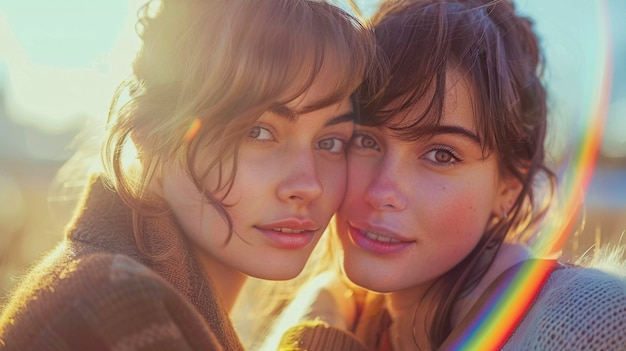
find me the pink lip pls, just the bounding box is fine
[255,218,320,249]
[347,223,414,255]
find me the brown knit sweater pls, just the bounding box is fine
[0,177,244,351]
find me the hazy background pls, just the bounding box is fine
[0,0,625,297]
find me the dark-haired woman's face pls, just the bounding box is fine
[336,70,519,293]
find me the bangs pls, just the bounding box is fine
[119,0,375,176]
[365,74,445,142]
[201,0,372,120]
[360,2,449,142]
[360,8,449,141]
[360,1,500,150]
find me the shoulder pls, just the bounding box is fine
[544,263,626,306]
[279,320,368,351]
[553,261,626,283]
[1,249,219,351]
[17,246,174,302]
[546,264,626,312]
[507,264,626,351]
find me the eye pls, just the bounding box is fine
[317,138,346,154]
[248,126,273,141]
[351,133,380,151]
[422,146,461,166]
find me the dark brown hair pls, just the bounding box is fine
[358,0,556,348]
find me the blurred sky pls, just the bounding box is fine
[0,0,624,162]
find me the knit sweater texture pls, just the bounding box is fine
[281,261,626,350]
[0,177,244,351]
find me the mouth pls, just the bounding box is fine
[347,223,414,254]
[360,229,403,243]
[270,227,310,234]
[255,219,320,249]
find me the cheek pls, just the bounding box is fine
[163,171,211,240]
[317,159,348,207]
[163,169,204,211]
[422,179,494,242]
[216,150,272,203]
[345,155,375,198]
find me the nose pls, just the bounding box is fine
[276,150,323,205]
[364,156,407,211]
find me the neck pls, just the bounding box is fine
[384,243,531,350]
[385,288,426,321]
[452,243,530,324]
[384,284,431,350]
[195,248,248,312]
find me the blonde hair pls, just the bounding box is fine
[102,0,375,257]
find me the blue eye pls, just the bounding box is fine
[249,126,273,141]
[317,138,346,153]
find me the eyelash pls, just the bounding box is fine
[248,125,274,142]
[248,125,348,154]
[421,145,463,167]
[350,132,380,151]
[316,138,347,154]
[352,132,463,167]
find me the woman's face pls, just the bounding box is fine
[161,71,355,281]
[337,71,515,293]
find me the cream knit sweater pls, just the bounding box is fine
[503,265,626,350]
[280,263,626,350]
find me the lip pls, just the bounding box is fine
[255,218,320,249]
[347,223,414,255]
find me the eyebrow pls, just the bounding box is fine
[325,112,357,126]
[430,125,481,144]
[269,104,298,120]
[268,103,357,126]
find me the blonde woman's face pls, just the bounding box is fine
[337,71,515,293]
[161,73,354,280]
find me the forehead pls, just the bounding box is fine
[440,69,476,130]
[285,53,352,113]
[386,68,477,133]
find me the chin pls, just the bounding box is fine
[249,263,305,281]
[343,263,385,293]
[348,276,392,293]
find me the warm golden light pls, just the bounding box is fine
[0,0,144,134]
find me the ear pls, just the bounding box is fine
[493,172,522,219]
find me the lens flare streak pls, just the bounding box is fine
[450,1,612,349]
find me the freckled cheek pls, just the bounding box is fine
[420,185,486,241]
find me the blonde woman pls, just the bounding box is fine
[0,0,374,350]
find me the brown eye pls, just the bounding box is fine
[248,126,273,141]
[317,138,346,154]
[434,150,453,163]
[362,136,377,148]
[249,126,260,138]
[352,134,380,151]
[422,146,461,167]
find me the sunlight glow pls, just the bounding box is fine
[0,0,144,133]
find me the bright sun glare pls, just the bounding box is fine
[0,0,143,134]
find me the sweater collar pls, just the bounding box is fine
[68,176,244,350]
